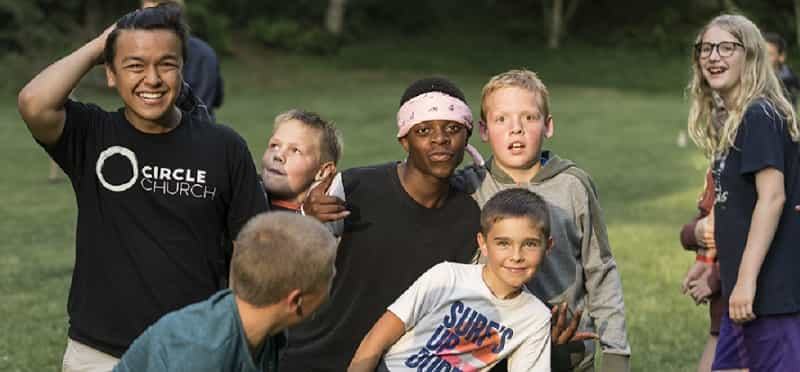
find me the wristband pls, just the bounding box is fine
[696,254,714,264]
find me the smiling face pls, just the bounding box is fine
[106,29,183,131]
[399,120,468,180]
[481,86,553,181]
[261,120,325,204]
[478,216,549,298]
[698,26,746,103]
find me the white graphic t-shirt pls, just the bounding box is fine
[381,262,551,372]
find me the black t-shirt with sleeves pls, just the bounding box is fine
[279,162,481,372]
[713,98,800,316]
[39,100,268,356]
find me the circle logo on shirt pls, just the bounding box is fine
[96,146,138,192]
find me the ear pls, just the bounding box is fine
[545,236,554,256]
[479,120,489,142]
[779,53,787,64]
[477,232,489,258]
[543,115,555,139]
[286,289,303,315]
[398,136,410,153]
[105,64,117,88]
[315,162,336,182]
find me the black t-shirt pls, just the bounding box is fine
[279,163,481,372]
[39,100,268,356]
[713,99,800,316]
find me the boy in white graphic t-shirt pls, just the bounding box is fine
[349,188,552,372]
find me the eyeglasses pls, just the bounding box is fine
[695,42,744,59]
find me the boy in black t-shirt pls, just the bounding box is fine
[260,109,341,213]
[279,78,483,372]
[17,5,267,371]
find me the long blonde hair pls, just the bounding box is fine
[687,14,798,158]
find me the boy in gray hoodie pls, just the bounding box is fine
[454,69,630,372]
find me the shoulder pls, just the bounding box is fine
[555,164,598,201]
[342,162,395,183]
[192,120,248,147]
[451,163,488,194]
[64,99,115,122]
[743,98,786,128]
[430,261,471,276]
[187,36,218,59]
[520,289,552,321]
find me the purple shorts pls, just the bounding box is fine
[712,311,800,371]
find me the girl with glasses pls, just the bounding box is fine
[687,14,800,372]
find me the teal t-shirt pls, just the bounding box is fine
[114,289,285,372]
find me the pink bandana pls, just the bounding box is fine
[396,92,474,138]
[395,91,484,166]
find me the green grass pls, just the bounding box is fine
[1,39,711,371]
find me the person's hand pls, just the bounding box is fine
[550,303,598,345]
[682,261,711,294]
[92,24,116,65]
[729,279,757,323]
[687,269,713,305]
[302,173,349,222]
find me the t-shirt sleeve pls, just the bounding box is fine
[387,262,454,330]
[36,99,103,182]
[506,306,552,372]
[225,133,269,239]
[113,326,170,371]
[739,102,789,175]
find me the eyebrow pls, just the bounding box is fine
[120,54,180,63]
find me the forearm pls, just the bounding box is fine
[348,312,405,372]
[581,217,629,354]
[18,35,104,142]
[737,191,784,284]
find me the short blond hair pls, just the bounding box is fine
[481,69,550,121]
[230,212,337,307]
[273,109,343,165]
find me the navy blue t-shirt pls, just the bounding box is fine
[38,100,268,356]
[712,98,800,315]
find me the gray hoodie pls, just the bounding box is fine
[454,152,630,372]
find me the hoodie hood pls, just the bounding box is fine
[485,151,576,185]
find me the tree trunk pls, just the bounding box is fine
[796,0,800,49]
[543,0,579,49]
[325,0,347,36]
[721,0,738,12]
[547,0,563,49]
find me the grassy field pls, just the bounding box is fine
[1,38,712,371]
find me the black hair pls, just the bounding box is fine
[480,189,550,238]
[104,3,189,67]
[764,32,786,55]
[400,77,468,107]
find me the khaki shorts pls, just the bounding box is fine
[62,338,119,372]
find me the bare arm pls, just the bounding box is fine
[17,26,112,145]
[729,167,785,323]
[348,311,406,372]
